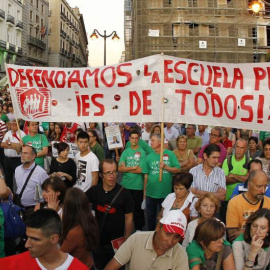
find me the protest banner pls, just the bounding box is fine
[6,54,270,130]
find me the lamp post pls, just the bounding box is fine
[249,1,263,62]
[90,29,120,66]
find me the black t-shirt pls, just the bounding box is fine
[86,183,134,245]
[49,158,77,188]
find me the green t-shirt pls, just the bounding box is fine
[142,149,180,198]
[22,133,49,167]
[0,114,9,124]
[222,155,250,201]
[125,139,153,155]
[259,131,270,142]
[41,122,49,131]
[119,147,146,190]
[90,142,105,162]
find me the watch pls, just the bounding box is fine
[0,175,5,179]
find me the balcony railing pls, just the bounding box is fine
[0,9,5,20]
[27,36,46,49]
[9,43,15,52]
[6,14,15,25]
[0,40,6,49]
[17,47,23,55]
[16,20,23,29]
[71,53,75,60]
[60,11,66,20]
[60,29,66,38]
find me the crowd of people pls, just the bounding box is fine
[1,88,270,269]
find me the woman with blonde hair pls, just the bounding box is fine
[182,192,224,247]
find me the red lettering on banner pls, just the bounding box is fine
[232,68,244,89]
[188,63,199,85]
[129,91,141,116]
[211,94,223,117]
[26,69,34,87]
[222,67,231,88]
[7,68,19,86]
[33,70,43,87]
[151,72,160,83]
[200,65,212,86]
[68,70,84,88]
[144,65,152,77]
[164,60,174,83]
[254,67,266,91]
[42,70,56,88]
[257,95,264,123]
[194,93,209,116]
[81,95,90,116]
[117,63,132,87]
[174,61,187,84]
[224,95,237,119]
[142,90,152,115]
[101,67,116,87]
[17,69,27,87]
[212,66,222,87]
[240,95,254,122]
[55,71,66,88]
[92,94,105,116]
[83,69,99,88]
[175,89,192,115]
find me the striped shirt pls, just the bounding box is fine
[190,164,226,192]
[0,120,7,142]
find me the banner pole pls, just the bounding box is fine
[159,121,164,182]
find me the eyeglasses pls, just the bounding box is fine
[210,133,219,138]
[103,171,118,176]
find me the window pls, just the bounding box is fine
[41,5,44,13]
[30,0,33,5]
[30,10,33,20]
[36,0,39,9]
[29,47,32,55]
[41,19,43,27]
[36,15,39,24]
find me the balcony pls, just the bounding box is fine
[60,48,65,55]
[27,36,46,50]
[66,35,70,41]
[67,52,71,58]
[9,43,15,52]
[6,14,15,25]
[71,53,75,60]
[0,40,6,49]
[60,11,66,20]
[16,20,23,30]
[0,9,5,21]
[60,29,66,38]
[16,47,23,55]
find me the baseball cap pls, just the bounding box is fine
[159,210,187,238]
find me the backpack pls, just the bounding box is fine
[227,153,250,172]
[0,197,26,239]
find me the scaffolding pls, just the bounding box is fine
[125,0,270,63]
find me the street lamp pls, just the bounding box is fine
[249,1,263,62]
[90,29,120,66]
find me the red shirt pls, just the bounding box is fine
[222,138,232,149]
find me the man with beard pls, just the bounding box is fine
[226,169,270,242]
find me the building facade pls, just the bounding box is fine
[125,0,270,63]
[0,0,23,80]
[48,0,88,67]
[20,0,49,67]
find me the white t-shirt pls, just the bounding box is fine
[74,151,99,192]
[141,129,150,142]
[36,254,73,270]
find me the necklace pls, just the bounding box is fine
[174,192,189,208]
